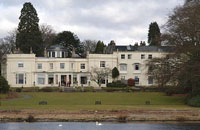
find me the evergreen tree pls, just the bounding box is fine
[54,31,84,57]
[112,67,119,80]
[148,22,161,46]
[16,2,43,56]
[95,41,105,53]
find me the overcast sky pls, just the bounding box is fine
[0,0,184,45]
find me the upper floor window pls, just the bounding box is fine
[120,64,127,71]
[121,54,125,59]
[80,63,85,69]
[141,54,145,59]
[38,63,42,69]
[148,54,152,59]
[100,61,105,68]
[60,63,65,69]
[71,63,74,69]
[18,62,24,68]
[128,54,132,59]
[50,63,53,69]
[134,63,140,70]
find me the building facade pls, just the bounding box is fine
[1,44,172,88]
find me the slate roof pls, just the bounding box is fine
[112,45,174,52]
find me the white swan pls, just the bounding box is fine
[58,124,63,127]
[96,121,103,126]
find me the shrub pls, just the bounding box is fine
[127,78,135,86]
[39,87,59,92]
[0,76,10,93]
[112,67,119,79]
[187,95,200,107]
[164,86,186,96]
[107,81,127,88]
[26,115,36,122]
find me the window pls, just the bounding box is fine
[62,52,65,58]
[81,64,85,69]
[141,54,145,59]
[121,54,125,59]
[37,74,45,85]
[100,61,105,68]
[148,76,153,85]
[135,76,139,85]
[18,62,24,68]
[71,63,74,69]
[48,74,54,84]
[121,76,125,80]
[50,63,53,69]
[128,54,132,59]
[57,51,60,57]
[99,79,106,84]
[134,63,140,70]
[48,52,51,57]
[60,63,65,69]
[73,75,77,84]
[148,54,152,59]
[16,73,24,84]
[52,52,55,57]
[80,76,87,84]
[37,63,42,69]
[120,64,127,71]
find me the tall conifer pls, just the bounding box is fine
[16,2,43,56]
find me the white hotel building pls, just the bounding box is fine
[1,42,172,88]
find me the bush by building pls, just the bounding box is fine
[0,76,10,93]
[127,78,135,86]
[107,81,127,88]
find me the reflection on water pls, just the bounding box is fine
[0,122,200,130]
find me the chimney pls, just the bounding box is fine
[72,48,76,57]
[30,47,33,54]
[44,48,47,57]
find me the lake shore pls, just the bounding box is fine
[1,109,200,122]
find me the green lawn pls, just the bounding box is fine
[0,92,199,111]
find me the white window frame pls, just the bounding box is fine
[37,63,42,69]
[141,54,145,59]
[37,74,45,85]
[80,63,85,69]
[60,63,65,69]
[50,63,53,69]
[148,54,153,59]
[100,61,105,68]
[128,54,132,59]
[120,64,127,72]
[18,62,24,68]
[121,54,125,59]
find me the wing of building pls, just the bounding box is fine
[1,42,173,88]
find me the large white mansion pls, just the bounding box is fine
[1,41,172,88]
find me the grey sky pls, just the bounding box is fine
[0,0,184,45]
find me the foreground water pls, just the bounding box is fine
[0,122,200,130]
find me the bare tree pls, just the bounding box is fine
[82,40,97,53]
[90,67,111,87]
[40,24,56,48]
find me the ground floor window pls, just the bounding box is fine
[148,76,153,85]
[16,73,24,84]
[135,76,139,85]
[80,76,87,84]
[48,74,54,84]
[37,74,45,85]
[73,75,77,84]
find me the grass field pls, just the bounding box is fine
[0,92,199,111]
